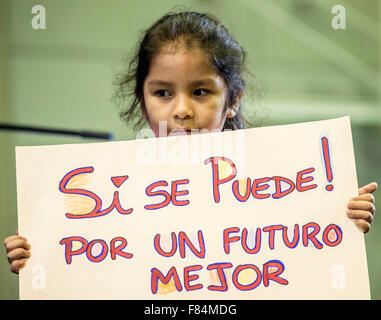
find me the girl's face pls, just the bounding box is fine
[143,46,238,137]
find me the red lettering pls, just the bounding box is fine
[302,222,323,249]
[59,167,133,218]
[110,237,133,260]
[271,176,295,199]
[232,178,251,202]
[232,264,262,291]
[59,236,134,264]
[262,225,283,249]
[86,239,108,262]
[322,224,343,247]
[153,232,177,257]
[59,236,88,264]
[109,191,133,215]
[207,263,233,291]
[149,261,291,293]
[282,225,300,248]
[204,157,237,203]
[223,227,240,254]
[144,180,171,210]
[296,168,317,192]
[252,177,271,199]
[263,260,289,287]
[171,179,190,206]
[241,228,261,254]
[59,167,105,219]
[179,231,205,258]
[151,267,182,294]
[184,265,203,291]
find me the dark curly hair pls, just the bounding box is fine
[114,10,254,131]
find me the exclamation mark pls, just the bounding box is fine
[321,137,334,191]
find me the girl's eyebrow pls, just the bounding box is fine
[146,78,218,88]
[146,80,174,87]
[191,78,219,87]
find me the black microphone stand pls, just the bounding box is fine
[0,123,114,140]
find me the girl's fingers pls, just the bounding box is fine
[347,209,373,223]
[4,235,27,245]
[351,193,375,204]
[10,259,27,274]
[10,260,20,274]
[359,182,378,196]
[347,200,375,215]
[7,248,31,262]
[4,235,21,244]
[354,219,371,234]
[4,239,31,253]
[347,192,376,233]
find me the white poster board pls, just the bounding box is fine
[16,117,370,299]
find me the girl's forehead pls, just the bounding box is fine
[155,45,207,64]
[149,45,217,77]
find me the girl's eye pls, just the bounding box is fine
[155,90,171,97]
[193,88,210,96]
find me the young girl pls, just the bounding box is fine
[4,11,377,274]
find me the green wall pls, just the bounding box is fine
[0,0,380,299]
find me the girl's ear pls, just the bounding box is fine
[226,90,243,119]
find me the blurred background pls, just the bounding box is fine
[0,0,380,299]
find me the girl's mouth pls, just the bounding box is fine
[169,128,200,136]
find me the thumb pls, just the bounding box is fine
[359,182,378,195]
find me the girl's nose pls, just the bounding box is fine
[173,95,194,121]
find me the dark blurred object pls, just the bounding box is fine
[0,123,114,140]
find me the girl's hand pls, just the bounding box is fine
[347,182,377,233]
[3,231,31,274]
